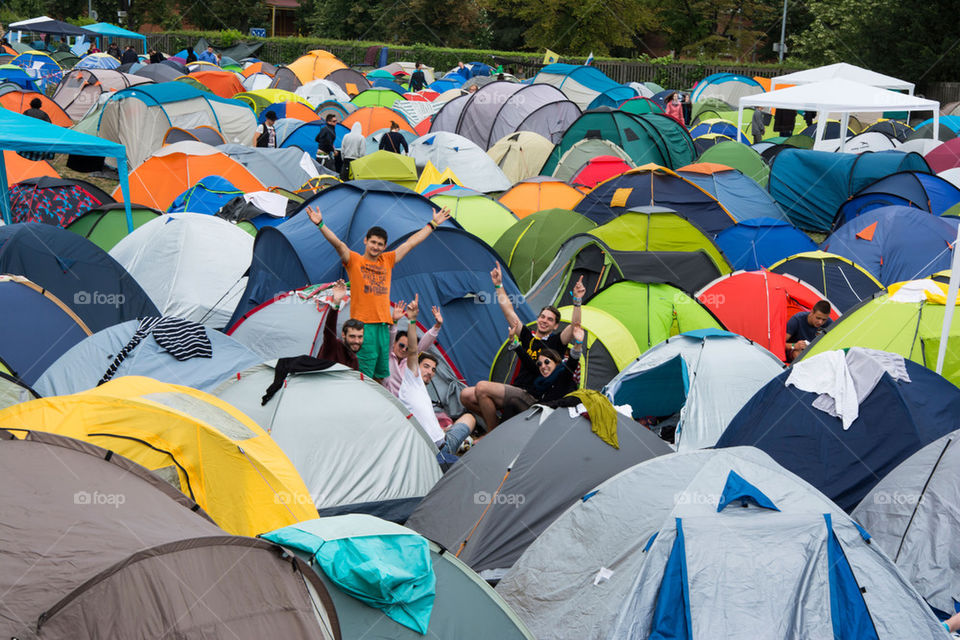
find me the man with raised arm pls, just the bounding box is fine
[460,265,586,430]
[385,303,443,396]
[316,279,363,370]
[306,204,451,381]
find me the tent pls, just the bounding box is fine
[493,208,597,291]
[7,176,112,226]
[349,149,418,188]
[822,206,958,285]
[188,69,245,99]
[498,446,947,640]
[352,86,406,108]
[550,138,636,182]
[574,164,737,233]
[81,22,148,53]
[343,105,415,136]
[0,274,91,384]
[364,127,418,156]
[696,270,839,360]
[0,63,39,91]
[768,250,883,313]
[0,84,71,126]
[324,67,372,96]
[532,63,624,109]
[65,203,160,251]
[768,148,931,231]
[853,428,960,616]
[0,370,37,409]
[0,429,338,640]
[9,50,62,92]
[719,350,960,512]
[692,72,764,104]
[286,49,347,84]
[604,329,783,450]
[925,137,960,173]
[405,405,673,576]
[52,68,150,121]
[0,223,158,332]
[232,88,312,113]
[295,77,350,105]
[697,140,770,186]
[1,149,57,186]
[217,144,328,191]
[677,162,785,221]
[770,62,915,93]
[497,177,583,219]
[109,213,253,328]
[264,515,535,639]
[569,154,632,188]
[0,376,318,536]
[715,217,818,271]
[834,171,960,228]
[487,131,554,183]
[426,185,517,246]
[214,363,441,521]
[75,51,121,70]
[168,174,242,214]
[409,132,512,192]
[450,82,576,149]
[278,119,349,157]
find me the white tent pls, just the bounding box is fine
[770,62,915,94]
[738,79,939,151]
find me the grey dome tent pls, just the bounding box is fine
[497,446,947,640]
[0,428,340,640]
[405,405,673,577]
[853,428,960,617]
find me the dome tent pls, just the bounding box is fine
[497,446,947,640]
[768,250,882,313]
[834,171,960,228]
[66,203,161,252]
[676,162,786,222]
[715,217,817,271]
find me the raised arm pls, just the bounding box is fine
[560,276,586,346]
[491,261,521,330]
[307,206,350,263]
[394,207,451,262]
[418,305,442,352]
[405,294,420,372]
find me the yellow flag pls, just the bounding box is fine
[543,49,559,64]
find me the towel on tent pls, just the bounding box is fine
[98,317,211,385]
[567,389,620,449]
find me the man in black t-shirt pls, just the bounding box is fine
[459,263,584,430]
[786,300,832,362]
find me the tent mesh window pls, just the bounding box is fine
[143,392,257,441]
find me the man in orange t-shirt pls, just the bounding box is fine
[306,205,451,380]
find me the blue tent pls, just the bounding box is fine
[0,65,38,91]
[688,120,748,143]
[834,171,960,228]
[429,78,464,93]
[769,149,931,231]
[717,356,960,512]
[81,22,148,54]
[168,175,243,214]
[768,252,882,313]
[585,86,640,111]
[0,109,136,231]
[912,115,960,134]
[678,166,785,222]
[75,52,121,70]
[278,121,349,157]
[466,62,492,77]
[822,206,959,285]
[10,51,61,92]
[369,79,407,94]
[715,218,817,271]
[534,64,621,96]
[0,223,158,332]
[690,72,762,102]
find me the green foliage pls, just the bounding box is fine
[181,0,268,32]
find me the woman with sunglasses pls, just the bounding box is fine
[516,324,584,403]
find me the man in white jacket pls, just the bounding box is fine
[340,122,365,180]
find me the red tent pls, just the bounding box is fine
[570,155,632,189]
[924,138,960,173]
[696,270,839,361]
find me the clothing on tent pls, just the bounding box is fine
[98,316,212,385]
[567,388,619,448]
[261,355,337,405]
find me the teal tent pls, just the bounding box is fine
[82,23,147,54]
[0,109,134,232]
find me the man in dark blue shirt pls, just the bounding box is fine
[786,300,832,361]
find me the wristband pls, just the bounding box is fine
[574,339,583,344]
[494,284,503,289]
[316,221,324,229]
[428,221,438,230]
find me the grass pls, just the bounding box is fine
[50,155,120,196]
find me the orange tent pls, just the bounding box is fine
[190,70,246,99]
[241,61,276,78]
[343,106,415,136]
[3,150,59,186]
[0,90,71,127]
[414,117,432,136]
[275,102,320,122]
[498,178,585,219]
[287,50,347,84]
[111,143,266,210]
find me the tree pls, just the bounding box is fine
[302,0,388,41]
[654,0,782,60]
[181,0,268,32]
[386,0,487,49]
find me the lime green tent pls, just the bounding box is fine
[66,205,161,252]
[349,150,418,189]
[587,280,724,353]
[428,186,518,247]
[697,141,770,187]
[233,89,313,114]
[525,209,732,310]
[352,88,406,108]
[802,280,960,386]
[784,134,815,149]
[493,209,597,291]
[488,305,641,390]
[174,76,212,93]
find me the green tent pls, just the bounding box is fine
[352,88,406,108]
[174,76,213,93]
[66,204,161,252]
[428,187,518,247]
[525,209,732,310]
[493,208,597,291]
[620,98,664,115]
[586,280,724,353]
[349,150,418,189]
[802,280,960,386]
[551,138,635,182]
[697,141,770,187]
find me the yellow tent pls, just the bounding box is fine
[287,49,347,84]
[0,376,316,536]
[414,161,463,193]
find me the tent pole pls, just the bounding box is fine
[814,112,826,148]
[839,112,850,152]
[0,153,9,225]
[736,103,745,141]
[933,110,940,142]
[936,224,960,375]
[117,155,134,233]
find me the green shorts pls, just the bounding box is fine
[356,322,391,379]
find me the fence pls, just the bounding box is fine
[927,82,960,104]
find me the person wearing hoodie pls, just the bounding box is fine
[340,122,365,179]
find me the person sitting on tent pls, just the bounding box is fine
[256,111,278,148]
[121,45,139,65]
[379,121,409,155]
[665,92,685,126]
[23,98,50,123]
[148,48,163,64]
[460,267,584,431]
[198,46,217,65]
[185,46,197,63]
[398,294,476,460]
[385,301,442,397]
[107,43,121,60]
[340,122,366,179]
[306,205,452,382]
[785,299,832,362]
[316,279,363,370]
[316,113,342,173]
[510,323,583,406]
[409,61,427,92]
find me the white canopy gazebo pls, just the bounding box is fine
[769,62,915,94]
[738,78,939,151]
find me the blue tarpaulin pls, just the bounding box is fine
[82,22,148,54]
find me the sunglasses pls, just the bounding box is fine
[537,359,554,368]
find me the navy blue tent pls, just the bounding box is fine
[369,79,407,94]
[0,223,159,332]
[279,121,348,157]
[834,171,960,229]
[768,252,882,313]
[716,358,960,511]
[715,218,817,271]
[768,149,931,232]
[822,206,959,285]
